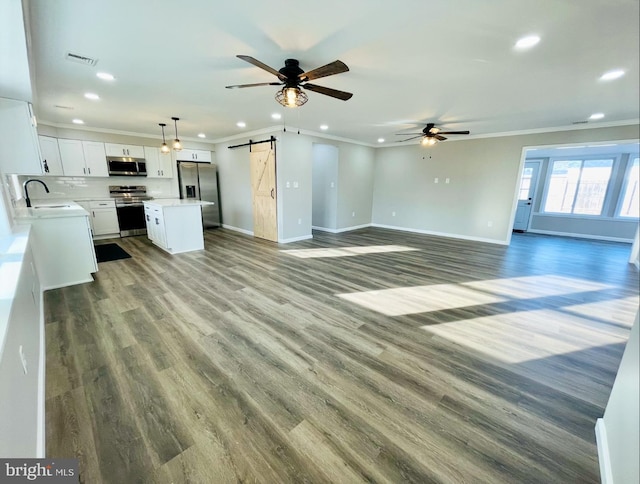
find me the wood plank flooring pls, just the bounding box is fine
[44,228,639,483]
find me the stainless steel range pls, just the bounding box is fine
[110,185,153,237]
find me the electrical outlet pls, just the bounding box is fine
[298,218,302,225]
[330,182,335,188]
[286,181,290,188]
[352,211,355,217]
[445,178,450,184]
[392,211,396,217]
[293,181,299,188]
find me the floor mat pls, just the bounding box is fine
[94,243,132,263]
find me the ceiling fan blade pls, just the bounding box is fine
[437,131,470,135]
[398,135,424,142]
[303,83,353,101]
[434,134,448,141]
[299,60,349,81]
[396,133,424,136]
[236,55,287,81]
[226,82,283,89]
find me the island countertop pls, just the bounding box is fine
[143,199,215,208]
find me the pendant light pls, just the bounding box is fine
[159,123,170,153]
[171,117,182,151]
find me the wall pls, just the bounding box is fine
[372,124,640,244]
[336,142,376,230]
[312,144,338,231]
[528,152,638,241]
[596,311,639,484]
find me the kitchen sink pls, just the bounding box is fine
[33,204,72,209]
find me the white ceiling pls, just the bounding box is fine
[26,0,640,145]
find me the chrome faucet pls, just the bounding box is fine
[23,179,50,208]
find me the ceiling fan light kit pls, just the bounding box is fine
[276,86,308,108]
[398,123,471,146]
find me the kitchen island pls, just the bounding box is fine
[143,199,214,254]
[13,202,97,289]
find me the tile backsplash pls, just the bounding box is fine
[9,175,179,204]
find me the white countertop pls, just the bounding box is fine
[13,201,89,220]
[143,199,215,208]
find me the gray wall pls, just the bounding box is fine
[373,124,640,244]
[312,144,338,230]
[336,142,375,230]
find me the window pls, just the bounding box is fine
[618,157,639,218]
[543,158,613,215]
[518,167,533,200]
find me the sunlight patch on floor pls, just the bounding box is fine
[281,245,418,259]
[420,297,637,363]
[336,275,613,316]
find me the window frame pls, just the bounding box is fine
[615,155,640,219]
[540,154,619,218]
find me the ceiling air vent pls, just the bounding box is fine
[65,52,98,66]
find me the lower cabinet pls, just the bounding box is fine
[26,214,98,289]
[144,202,204,254]
[88,200,119,237]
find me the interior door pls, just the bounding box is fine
[513,160,540,231]
[250,142,278,241]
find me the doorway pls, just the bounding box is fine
[513,160,541,231]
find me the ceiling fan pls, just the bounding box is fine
[226,55,353,107]
[397,123,470,145]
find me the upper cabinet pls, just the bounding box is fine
[38,136,64,176]
[58,139,108,177]
[175,149,211,162]
[144,146,173,178]
[105,143,145,158]
[0,98,43,175]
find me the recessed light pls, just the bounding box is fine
[589,113,605,120]
[320,124,328,130]
[236,121,246,128]
[96,72,115,81]
[72,119,84,124]
[515,35,540,49]
[197,133,206,138]
[271,113,282,120]
[377,138,385,143]
[600,69,625,81]
[84,93,100,100]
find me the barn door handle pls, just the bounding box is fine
[270,188,275,199]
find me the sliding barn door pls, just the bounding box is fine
[249,142,278,241]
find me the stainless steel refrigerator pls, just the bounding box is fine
[177,161,221,228]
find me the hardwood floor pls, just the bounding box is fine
[44,228,639,483]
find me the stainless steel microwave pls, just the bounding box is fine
[107,157,147,176]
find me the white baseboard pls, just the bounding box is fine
[312,223,372,234]
[279,234,313,244]
[42,276,94,291]
[222,224,254,236]
[595,418,614,484]
[371,223,508,245]
[528,229,634,243]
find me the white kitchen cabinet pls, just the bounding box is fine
[17,207,98,289]
[38,135,64,176]
[144,146,173,178]
[0,98,43,175]
[175,148,211,162]
[88,200,119,237]
[58,139,108,177]
[144,200,206,254]
[105,143,145,158]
